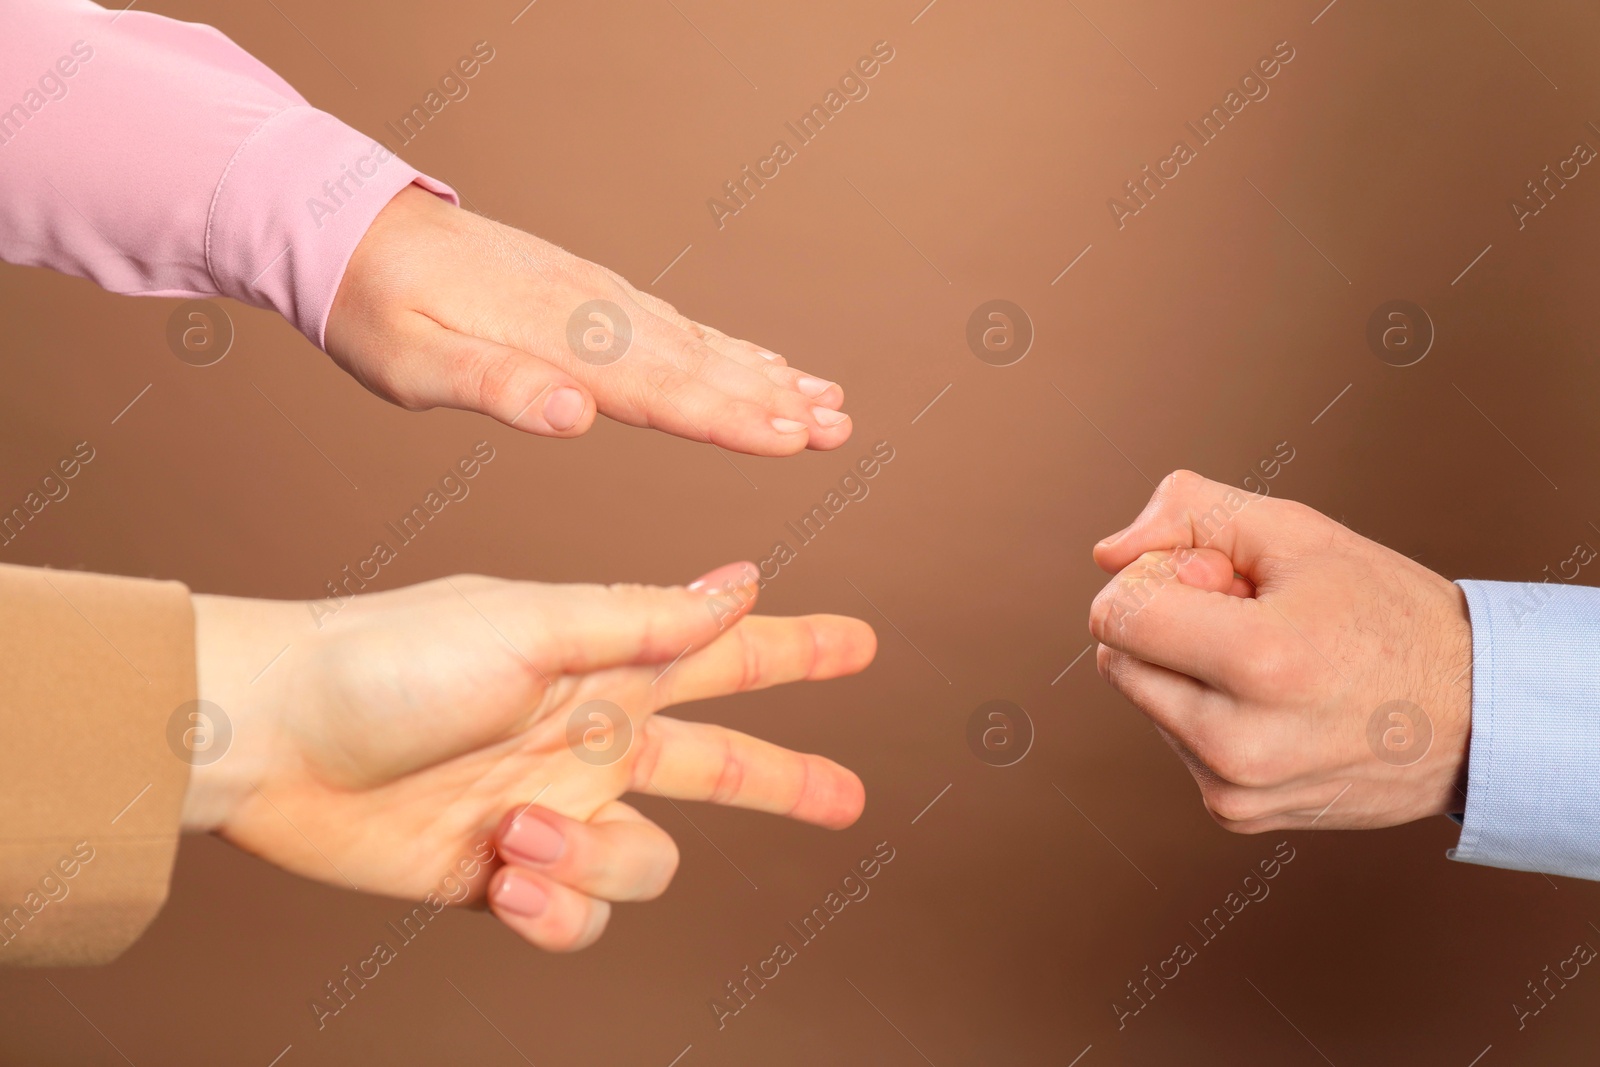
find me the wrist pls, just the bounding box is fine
[182,593,313,832]
[1426,577,1475,817]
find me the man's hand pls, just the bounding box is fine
[1089,471,1473,833]
[324,186,852,453]
[185,563,875,952]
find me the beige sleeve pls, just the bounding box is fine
[0,562,194,966]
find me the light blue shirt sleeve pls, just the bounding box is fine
[1451,579,1600,881]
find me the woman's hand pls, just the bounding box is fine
[185,562,876,951]
[325,186,852,453]
[1089,471,1473,833]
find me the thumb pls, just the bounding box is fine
[1093,470,1305,584]
[1170,546,1256,599]
[1114,547,1241,603]
[393,319,598,437]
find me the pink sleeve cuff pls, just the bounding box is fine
[206,105,457,347]
[0,0,457,349]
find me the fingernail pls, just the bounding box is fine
[812,407,849,428]
[544,388,585,431]
[771,417,807,434]
[493,870,548,917]
[503,813,565,864]
[797,376,834,398]
[1098,523,1133,548]
[688,561,759,593]
[758,350,780,361]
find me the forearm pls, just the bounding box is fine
[0,0,454,346]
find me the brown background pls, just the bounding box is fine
[4,0,1600,1062]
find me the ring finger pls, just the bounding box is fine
[492,800,679,902]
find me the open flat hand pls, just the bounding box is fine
[1089,471,1473,833]
[186,563,875,951]
[325,186,851,453]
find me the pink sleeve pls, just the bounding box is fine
[0,0,458,348]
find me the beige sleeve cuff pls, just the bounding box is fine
[0,563,194,966]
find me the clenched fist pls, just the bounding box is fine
[1089,471,1473,833]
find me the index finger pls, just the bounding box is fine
[1089,553,1290,691]
[450,561,762,677]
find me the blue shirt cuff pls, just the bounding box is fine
[1451,579,1600,881]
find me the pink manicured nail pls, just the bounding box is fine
[758,350,780,361]
[503,813,565,864]
[493,870,548,917]
[544,388,585,431]
[812,407,848,428]
[771,417,807,434]
[796,376,833,398]
[688,561,759,593]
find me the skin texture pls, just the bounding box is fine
[325,186,852,453]
[185,562,876,952]
[1089,470,1473,834]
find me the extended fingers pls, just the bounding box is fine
[626,330,853,454]
[691,323,847,410]
[620,286,846,410]
[631,715,866,830]
[649,613,878,710]
[540,269,852,454]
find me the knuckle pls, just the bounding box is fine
[733,626,763,692]
[639,834,681,900]
[1089,584,1137,644]
[1094,642,1114,683]
[1161,468,1205,502]
[1201,783,1271,825]
[708,735,747,806]
[468,350,524,414]
[1236,637,1309,700]
[542,908,596,953]
[1198,731,1288,789]
[629,719,666,789]
[1091,566,1172,644]
[642,360,692,400]
[1101,650,1146,703]
[1206,806,1271,835]
[674,336,719,378]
